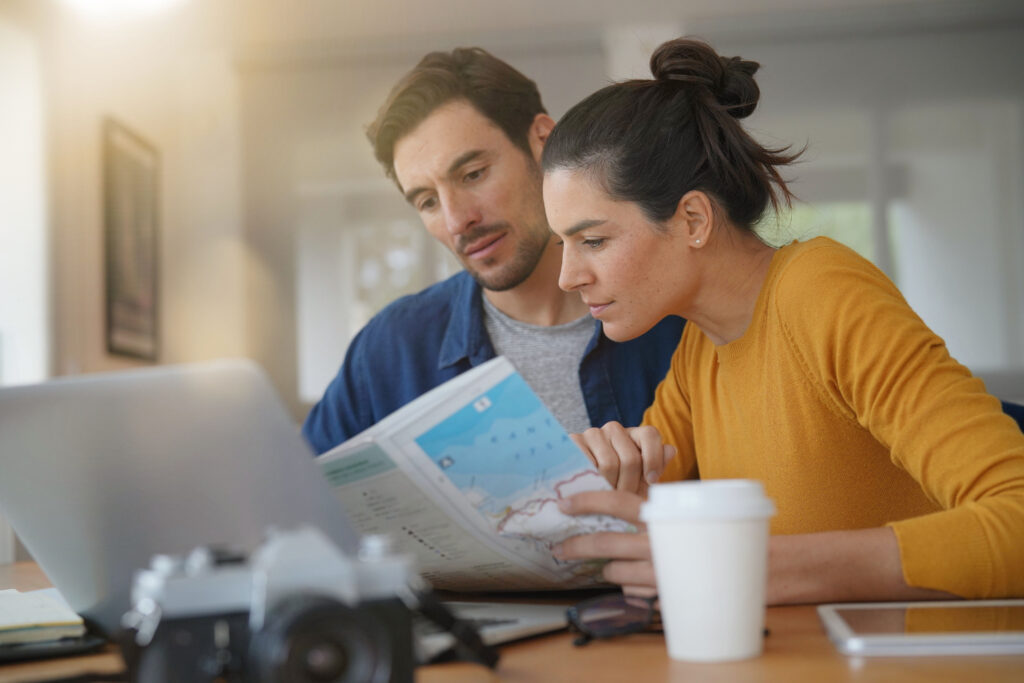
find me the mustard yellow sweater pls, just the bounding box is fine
[647,237,1024,597]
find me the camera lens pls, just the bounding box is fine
[303,642,346,680]
[249,594,393,683]
[285,633,354,682]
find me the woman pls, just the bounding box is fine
[543,37,1024,603]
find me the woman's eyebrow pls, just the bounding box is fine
[564,218,607,236]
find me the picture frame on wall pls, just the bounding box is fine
[102,117,159,361]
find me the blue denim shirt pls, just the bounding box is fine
[302,271,686,454]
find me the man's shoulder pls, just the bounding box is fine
[614,315,686,350]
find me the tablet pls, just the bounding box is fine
[817,600,1024,656]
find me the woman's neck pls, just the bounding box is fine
[685,230,777,346]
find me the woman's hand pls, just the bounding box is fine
[571,423,676,496]
[556,497,960,604]
[554,490,657,595]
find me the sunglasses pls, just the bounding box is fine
[565,593,662,646]
[566,592,771,647]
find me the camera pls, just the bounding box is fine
[121,526,417,683]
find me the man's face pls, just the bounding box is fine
[392,100,552,292]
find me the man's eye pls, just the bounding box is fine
[418,197,437,211]
[464,167,486,182]
[582,238,605,249]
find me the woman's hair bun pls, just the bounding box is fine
[649,38,761,119]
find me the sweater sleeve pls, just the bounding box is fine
[775,243,1024,597]
[642,327,699,483]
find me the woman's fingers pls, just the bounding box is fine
[629,426,677,487]
[558,489,644,524]
[602,561,658,590]
[555,530,657,590]
[571,422,645,492]
[572,429,619,487]
[555,491,658,592]
[556,530,651,562]
[569,432,598,468]
[622,584,659,600]
[601,422,643,492]
[570,424,678,495]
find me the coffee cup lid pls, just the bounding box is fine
[640,479,776,522]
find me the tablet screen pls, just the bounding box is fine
[818,600,1024,656]
[835,604,1024,635]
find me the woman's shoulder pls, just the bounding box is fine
[765,237,911,341]
[777,235,873,270]
[771,236,896,298]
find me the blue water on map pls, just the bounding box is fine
[414,374,589,507]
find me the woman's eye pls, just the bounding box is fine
[464,168,485,182]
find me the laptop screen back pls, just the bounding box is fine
[0,359,358,635]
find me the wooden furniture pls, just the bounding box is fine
[2,562,1022,683]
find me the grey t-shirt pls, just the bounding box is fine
[482,295,594,435]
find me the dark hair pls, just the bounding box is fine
[542,37,800,230]
[368,47,547,182]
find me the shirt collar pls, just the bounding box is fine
[438,272,493,369]
[437,271,607,369]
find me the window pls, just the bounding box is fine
[763,201,874,260]
[295,184,458,404]
[888,102,1023,378]
[755,101,1023,400]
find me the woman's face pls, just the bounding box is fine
[544,168,694,342]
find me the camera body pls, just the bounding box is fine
[122,526,417,683]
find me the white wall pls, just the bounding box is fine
[890,103,1019,372]
[0,12,49,564]
[3,0,247,380]
[0,18,48,387]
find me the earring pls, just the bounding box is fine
[695,239,701,245]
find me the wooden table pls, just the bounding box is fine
[2,562,1022,682]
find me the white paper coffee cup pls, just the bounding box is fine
[640,479,776,662]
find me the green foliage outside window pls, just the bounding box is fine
[758,202,875,263]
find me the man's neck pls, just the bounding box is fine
[482,240,589,327]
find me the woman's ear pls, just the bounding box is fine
[529,113,557,163]
[672,191,715,247]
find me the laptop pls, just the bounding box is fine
[0,359,565,655]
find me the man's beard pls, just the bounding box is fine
[457,222,552,292]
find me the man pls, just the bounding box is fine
[302,47,684,490]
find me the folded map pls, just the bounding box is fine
[317,356,632,591]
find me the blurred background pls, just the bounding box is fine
[1,0,1022,421]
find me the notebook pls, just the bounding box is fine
[0,359,565,654]
[0,589,85,645]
